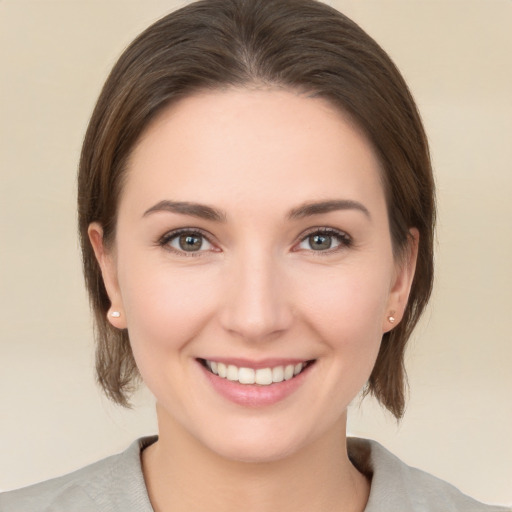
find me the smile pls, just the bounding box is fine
[201,359,314,385]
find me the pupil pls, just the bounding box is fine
[179,234,202,251]
[310,234,331,250]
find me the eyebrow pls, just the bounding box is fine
[143,200,227,222]
[288,199,371,220]
[143,198,371,222]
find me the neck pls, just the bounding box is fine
[142,407,369,512]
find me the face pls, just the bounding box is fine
[90,89,416,462]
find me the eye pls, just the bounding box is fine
[160,229,215,254]
[296,229,352,252]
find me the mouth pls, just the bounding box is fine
[198,358,316,386]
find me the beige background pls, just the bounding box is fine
[1,0,511,505]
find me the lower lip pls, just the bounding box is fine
[198,362,314,407]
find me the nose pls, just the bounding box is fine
[219,248,294,342]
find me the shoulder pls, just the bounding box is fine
[0,436,156,512]
[347,437,510,512]
[0,456,115,512]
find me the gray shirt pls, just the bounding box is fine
[1,436,509,512]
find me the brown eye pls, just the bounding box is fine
[165,231,213,253]
[296,229,351,252]
[308,233,333,250]
[178,234,203,251]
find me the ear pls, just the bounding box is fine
[88,223,127,329]
[382,228,419,333]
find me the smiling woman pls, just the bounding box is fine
[1,0,510,511]
[88,89,409,471]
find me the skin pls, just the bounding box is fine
[89,88,417,512]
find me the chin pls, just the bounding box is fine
[195,418,318,464]
[212,437,301,464]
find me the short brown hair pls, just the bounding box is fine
[78,0,435,418]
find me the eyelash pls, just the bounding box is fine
[294,227,353,254]
[158,228,217,257]
[157,227,353,256]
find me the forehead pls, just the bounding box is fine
[121,88,386,218]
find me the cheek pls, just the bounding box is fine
[117,258,220,363]
[293,259,392,397]
[297,261,391,342]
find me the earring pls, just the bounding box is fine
[388,314,396,324]
[110,311,121,318]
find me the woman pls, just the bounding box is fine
[1,0,508,510]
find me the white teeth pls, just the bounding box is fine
[255,368,273,386]
[217,362,227,378]
[204,359,310,385]
[226,365,238,381]
[238,367,255,384]
[284,364,294,380]
[272,366,284,382]
[204,359,307,386]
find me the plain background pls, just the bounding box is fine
[0,0,511,505]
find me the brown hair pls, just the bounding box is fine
[78,0,435,418]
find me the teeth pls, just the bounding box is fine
[239,367,255,384]
[255,368,273,385]
[226,365,238,381]
[204,360,309,385]
[284,364,294,380]
[217,362,227,378]
[272,366,284,383]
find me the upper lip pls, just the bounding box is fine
[198,357,315,369]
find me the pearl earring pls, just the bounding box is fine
[388,315,396,324]
[110,311,121,318]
